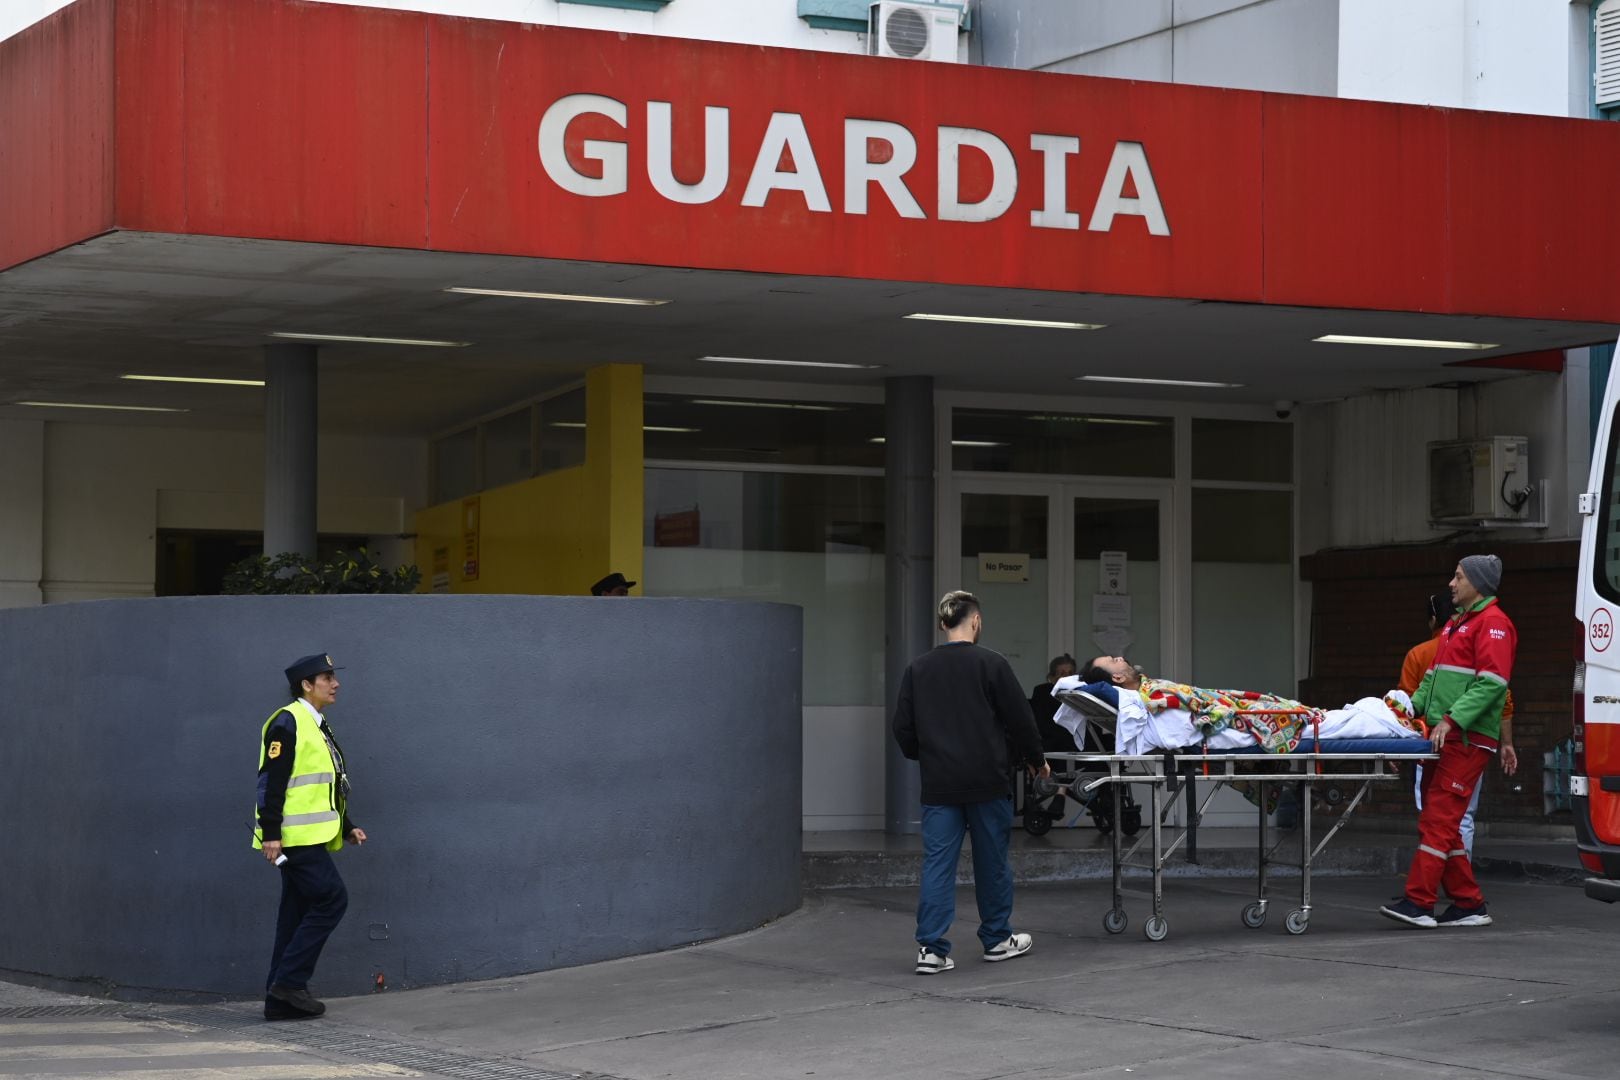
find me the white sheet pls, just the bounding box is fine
[1057,684,1423,754]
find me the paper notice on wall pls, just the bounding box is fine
[1093,628,1134,656]
[979,552,1030,583]
[431,546,451,593]
[1099,550,1128,595]
[1092,593,1132,629]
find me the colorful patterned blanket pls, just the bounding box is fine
[1138,678,1323,753]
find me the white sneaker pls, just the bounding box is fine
[915,948,954,975]
[983,933,1033,962]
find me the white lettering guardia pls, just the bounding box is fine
[537,96,1170,235]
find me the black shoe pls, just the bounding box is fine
[264,995,318,1021]
[267,983,326,1016]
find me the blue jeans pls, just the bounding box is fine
[266,845,348,991]
[916,797,1015,956]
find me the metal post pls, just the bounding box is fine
[263,343,318,559]
[884,376,934,835]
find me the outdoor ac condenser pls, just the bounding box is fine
[868,2,960,62]
[1427,436,1533,523]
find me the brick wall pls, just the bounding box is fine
[1300,540,1578,824]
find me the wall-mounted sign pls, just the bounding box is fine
[979,552,1030,583]
[431,545,451,593]
[1092,593,1132,630]
[1100,550,1128,595]
[654,506,701,547]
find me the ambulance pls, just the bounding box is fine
[1575,336,1620,903]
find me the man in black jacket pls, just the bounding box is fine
[892,590,1049,975]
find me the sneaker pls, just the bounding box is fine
[915,948,954,975]
[1436,902,1492,927]
[1378,897,1437,929]
[983,933,1033,962]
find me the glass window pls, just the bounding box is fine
[1191,489,1293,694]
[958,493,1049,690]
[644,395,884,468]
[1596,400,1620,603]
[952,408,1173,477]
[482,407,533,490]
[1074,497,1162,680]
[539,389,586,475]
[1192,419,1292,483]
[433,428,477,505]
[644,468,884,705]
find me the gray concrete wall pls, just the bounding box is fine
[0,595,803,997]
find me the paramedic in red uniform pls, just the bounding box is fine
[1381,555,1515,929]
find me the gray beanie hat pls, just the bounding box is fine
[1459,554,1502,596]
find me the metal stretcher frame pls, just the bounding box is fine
[1046,692,1435,941]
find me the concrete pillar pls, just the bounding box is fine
[263,343,318,558]
[884,376,934,835]
[0,419,44,607]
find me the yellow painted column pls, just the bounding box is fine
[585,364,644,594]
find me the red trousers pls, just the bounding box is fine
[1404,739,1491,909]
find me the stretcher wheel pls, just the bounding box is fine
[1121,808,1142,836]
[1241,902,1267,929]
[1143,916,1169,942]
[1285,909,1309,935]
[1023,811,1053,837]
[1102,908,1128,935]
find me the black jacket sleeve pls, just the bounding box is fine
[892,666,919,760]
[256,712,297,842]
[994,659,1046,768]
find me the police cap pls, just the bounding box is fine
[284,653,341,686]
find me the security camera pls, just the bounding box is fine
[1274,400,1295,419]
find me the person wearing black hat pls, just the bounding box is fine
[591,571,636,596]
[252,653,366,1020]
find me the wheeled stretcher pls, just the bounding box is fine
[1048,691,1435,941]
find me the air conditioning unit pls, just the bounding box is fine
[869,2,961,63]
[1427,436,1533,523]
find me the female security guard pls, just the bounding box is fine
[253,653,368,1020]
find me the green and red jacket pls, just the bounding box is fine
[1411,596,1516,749]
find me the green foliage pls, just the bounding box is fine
[222,548,423,595]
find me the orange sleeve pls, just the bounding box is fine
[1398,638,1435,695]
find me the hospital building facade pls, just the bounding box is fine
[3,0,1619,832]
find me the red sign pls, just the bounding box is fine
[4,0,1620,324]
[654,508,701,548]
[1593,607,1613,654]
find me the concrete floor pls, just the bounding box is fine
[6,869,1618,1079]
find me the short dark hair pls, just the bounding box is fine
[1048,654,1077,680]
[288,682,305,700]
[938,590,980,629]
[1081,662,1112,684]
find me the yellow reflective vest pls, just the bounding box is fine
[252,702,344,851]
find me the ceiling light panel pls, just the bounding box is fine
[1077,375,1244,389]
[122,374,266,387]
[445,287,670,306]
[904,313,1105,330]
[270,332,471,347]
[700,356,880,370]
[1312,334,1497,350]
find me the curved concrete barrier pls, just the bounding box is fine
[0,595,803,997]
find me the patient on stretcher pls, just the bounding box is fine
[1051,655,1424,755]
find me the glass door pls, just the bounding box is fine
[955,486,1054,691]
[1068,488,1169,680]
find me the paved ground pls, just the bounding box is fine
[5,869,1618,1079]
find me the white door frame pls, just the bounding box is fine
[939,474,1180,678]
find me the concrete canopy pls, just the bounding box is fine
[0,232,1615,436]
[3,0,1618,436]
